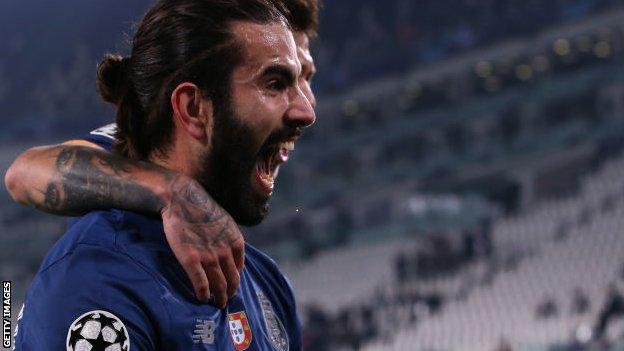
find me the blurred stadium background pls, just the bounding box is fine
[3,0,624,350]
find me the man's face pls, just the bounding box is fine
[198,22,316,226]
[294,31,317,110]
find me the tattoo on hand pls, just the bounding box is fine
[166,178,238,247]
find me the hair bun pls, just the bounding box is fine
[96,54,130,105]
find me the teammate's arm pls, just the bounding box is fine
[4,142,242,307]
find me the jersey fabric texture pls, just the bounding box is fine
[15,209,301,350]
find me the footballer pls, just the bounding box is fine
[8,0,318,349]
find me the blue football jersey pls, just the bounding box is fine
[15,210,301,350]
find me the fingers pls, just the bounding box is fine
[162,206,246,307]
[232,237,245,273]
[220,254,240,299]
[180,251,211,302]
[203,258,228,308]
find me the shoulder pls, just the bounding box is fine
[244,243,297,303]
[61,209,168,256]
[244,243,282,277]
[43,210,121,270]
[17,241,169,350]
[37,210,172,309]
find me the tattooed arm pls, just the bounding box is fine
[4,144,242,308]
[6,144,167,215]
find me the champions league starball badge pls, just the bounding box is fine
[66,310,130,351]
[257,291,289,351]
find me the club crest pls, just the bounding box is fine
[257,291,289,351]
[228,311,253,351]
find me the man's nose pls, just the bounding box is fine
[285,85,316,128]
[301,81,317,110]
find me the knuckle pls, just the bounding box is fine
[230,276,240,288]
[226,271,240,284]
[182,251,201,266]
[217,247,230,256]
[232,242,245,254]
[233,232,244,242]
[196,284,210,298]
[212,281,227,294]
[202,256,219,269]
[195,279,209,290]
[235,239,245,250]
[219,246,234,256]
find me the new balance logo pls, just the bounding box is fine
[193,319,215,345]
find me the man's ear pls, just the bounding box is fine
[171,82,212,143]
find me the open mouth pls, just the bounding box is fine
[253,140,295,196]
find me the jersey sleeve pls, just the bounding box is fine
[14,244,169,351]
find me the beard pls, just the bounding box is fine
[195,94,270,227]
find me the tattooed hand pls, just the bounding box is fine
[161,176,245,308]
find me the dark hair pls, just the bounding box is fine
[96,0,287,160]
[280,0,321,38]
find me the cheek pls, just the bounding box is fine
[236,87,289,136]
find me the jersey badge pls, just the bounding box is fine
[66,310,130,351]
[228,311,253,351]
[257,291,289,351]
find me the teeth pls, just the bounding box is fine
[260,173,274,183]
[278,141,295,151]
[256,163,275,184]
[260,172,274,186]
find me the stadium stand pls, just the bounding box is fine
[289,153,624,350]
[378,156,624,350]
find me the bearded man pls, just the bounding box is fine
[11,0,316,349]
[6,0,318,311]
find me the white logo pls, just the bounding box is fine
[89,123,117,140]
[66,310,130,351]
[192,319,215,345]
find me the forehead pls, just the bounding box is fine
[230,21,299,76]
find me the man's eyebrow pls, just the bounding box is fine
[261,64,297,85]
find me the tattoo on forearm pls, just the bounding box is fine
[55,148,75,172]
[25,145,238,248]
[43,183,61,209]
[33,146,165,215]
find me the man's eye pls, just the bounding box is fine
[303,72,315,85]
[267,79,286,91]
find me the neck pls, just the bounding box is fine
[149,133,200,179]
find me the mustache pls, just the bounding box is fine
[262,126,302,148]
